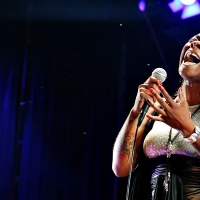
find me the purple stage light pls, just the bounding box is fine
[168,0,184,12]
[138,0,146,12]
[169,0,200,19]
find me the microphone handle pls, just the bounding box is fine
[137,101,150,127]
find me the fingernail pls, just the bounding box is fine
[158,83,162,89]
[149,88,154,93]
[146,114,150,118]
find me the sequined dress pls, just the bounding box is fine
[143,105,200,159]
[143,105,200,200]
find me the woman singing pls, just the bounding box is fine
[112,33,200,200]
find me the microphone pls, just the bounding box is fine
[137,68,167,127]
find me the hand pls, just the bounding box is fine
[131,76,161,116]
[146,85,195,136]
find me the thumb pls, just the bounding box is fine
[138,98,145,109]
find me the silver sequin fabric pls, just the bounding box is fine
[143,105,200,158]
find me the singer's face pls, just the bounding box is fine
[179,33,200,82]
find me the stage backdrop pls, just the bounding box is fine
[0,17,180,200]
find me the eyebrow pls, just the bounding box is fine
[189,37,196,42]
[196,34,200,41]
[189,35,200,42]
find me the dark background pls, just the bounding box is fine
[0,0,199,199]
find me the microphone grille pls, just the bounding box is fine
[152,68,167,83]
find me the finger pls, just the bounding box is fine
[146,114,165,122]
[174,96,180,103]
[140,93,156,103]
[139,81,161,101]
[149,76,161,85]
[139,87,155,102]
[143,76,159,85]
[157,84,175,106]
[138,98,145,110]
[149,88,171,111]
[178,87,186,103]
[140,82,159,92]
[141,77,161,93]
[146,99,167,116]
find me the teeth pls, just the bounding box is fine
[183,61,196,65]
[184,52,200,64]
[184,52,192,62]
[191,53,199,59]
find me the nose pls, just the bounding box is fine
[190,41,200,49]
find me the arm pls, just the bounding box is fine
[112,77,161,177]
[112,106,154,177]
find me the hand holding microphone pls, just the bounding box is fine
[136,68,167,126]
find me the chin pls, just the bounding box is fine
[179,65,200,81]
[179,62,200,72]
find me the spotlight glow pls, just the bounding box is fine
[180,0,196,5]
[169,0,200,19]
[181,2,200,18]
[168,0,184,12]
[138,0,146,12]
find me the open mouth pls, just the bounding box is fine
[183,52,200,65]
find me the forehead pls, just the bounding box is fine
[189,33,200,41]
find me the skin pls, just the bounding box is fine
[112,33,200,177]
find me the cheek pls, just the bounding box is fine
[179,49,185,65]
[178,61,185,74]
[178,64,191,77]
[179,44,190,63]
[178,66,184,77]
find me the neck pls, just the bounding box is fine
[182,81,200,106]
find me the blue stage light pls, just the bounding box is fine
[169,0,184,12]
[168,0,200,19]
[181,1,200,18]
